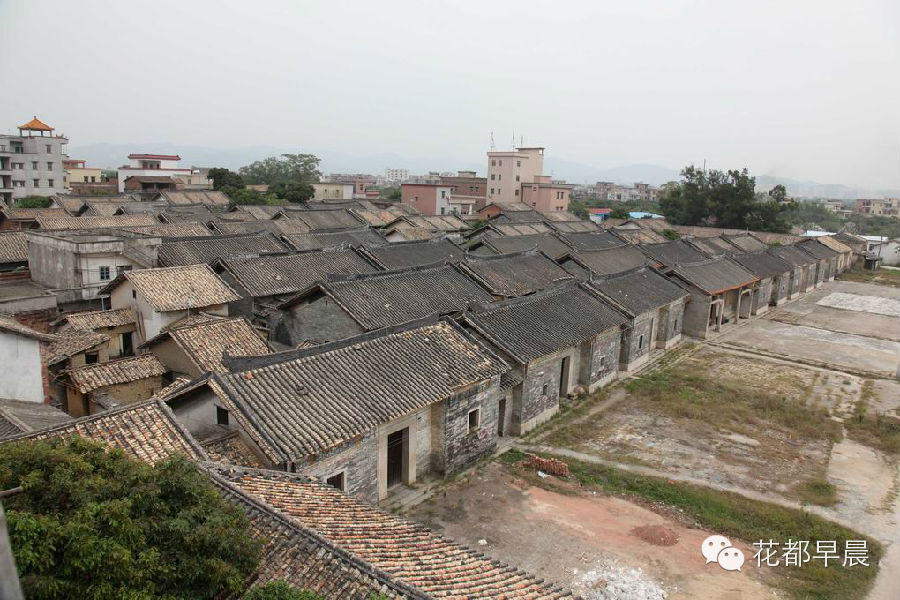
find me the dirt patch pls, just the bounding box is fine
[407,464,777,600]
[631,524,679,546]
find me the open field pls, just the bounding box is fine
[408,279,900,600]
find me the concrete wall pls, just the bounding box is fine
[275,294,365,346]
[0,331,44,402]
[3,134,68,199]
[682,288,713,338]
[148,336,198,378]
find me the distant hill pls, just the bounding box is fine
[68,142,897,199]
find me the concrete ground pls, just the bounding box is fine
[405,278,900,599]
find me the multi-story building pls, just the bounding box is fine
[384,167,410,182]
[327,173,378,198]
[401,183,476,215]
[116,153,211,192]
[63,159,103,189]
[311,182,355,201]
[856,198,899,217]
[485,147,544,204]
[519,175,573,212]
[438,170,487,211]
[0,117,69,204]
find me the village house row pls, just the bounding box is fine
[0,183,858,506]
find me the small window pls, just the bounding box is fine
[99,266,111,281]
[491,159,496,166]
[639,334,644,348]
[48,179,54,187]
[47,162,53,170]
[490,188,494,195]
[514,189,519,196]
[468,408,480,432]
[117,265,132,274]
[45,144,52,153]
[326,472,346,491]
[216,406,230,425]
[673,318,678,332]
[498,174,501,180]
[541,383,549,396]
[31,161,38,170]
[132,289,137,299]
[33,179,39,187]
[517,160,521,167]
[85,352,99,365]
[440,207,446,215]
[515,175,520,182]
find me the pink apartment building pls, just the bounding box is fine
[401,183,476,216]
[519,175,572,212]
[486,147,544,204]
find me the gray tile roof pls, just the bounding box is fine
[770,244,818,267]
[0,315,56,342]
[286,263,494,330]
[0,232,28,264]
[464,283,627,364]
[572,245,648,276]
[561,231,625,251]
[157,233,287,266]
[796,239,838,260]
[48,329,109,365]
[211,319,508,461]
[588,267,689,317]
[547,220,599,233]
[290,209,366,231]
[221,249,378,298]
[730,251,793,279]
[686,236,735,257]
[360,239,463,269]
[143,317,271,373]
[160,190,230,206]
[482,233,572,261]
[723,233,768,252]
[0,398,72,440]
[639,240,708,268]
[460,251,573,298]
[106,264,241,312]
[283,228,385,251]
[670,256,758,295]
[490,210,545,224]
[68,354,166,394]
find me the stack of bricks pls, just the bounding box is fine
[523,454,570,477]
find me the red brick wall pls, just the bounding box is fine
[12,308,58,333]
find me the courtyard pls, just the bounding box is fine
[406,277,900,600]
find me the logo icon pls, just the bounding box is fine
[701,535,745,571]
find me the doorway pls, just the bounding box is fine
[121,331,133,356]
[387,428,407,488]
[497,398,506,437]
[559,356,571,397]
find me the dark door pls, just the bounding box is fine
[559,356,571,397]
[121,332,133,356]
[387,429,406,487]
[497,398,506,437]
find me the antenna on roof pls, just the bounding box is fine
[520,135,523,146]
[489,131,495,151]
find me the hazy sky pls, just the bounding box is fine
[2,0,899,187]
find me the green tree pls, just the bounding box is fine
[609,206,630,219]
[659,166,795,232]
[243,582,325,600]
[269,181,315,203]
[378,186,401,201]
[0,437,260,600]
[239,154,322,185]
[12,195,52,208]
[208,167,245,191]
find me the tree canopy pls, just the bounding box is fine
[239,154,322,185]
[659,166,797,233]
[268,181,315,204]
[242,581,325,600]
[208,167,245,191]
[0,437,260,600]
[12,196,52,209]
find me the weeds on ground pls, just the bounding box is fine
[838,266,900,288]
[794,478,839,506]
[624,369,843,443]
[844,400,900,455]
[501,450,881,600]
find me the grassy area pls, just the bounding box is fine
[838,266,900,288]
[795,478,839,507]
[623,368,842,443]
[845,383,900,454]
[501,449,881,600]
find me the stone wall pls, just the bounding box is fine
[589,329,620,389]
[658,300,686,345]
[682,288,712,338]
[620,313,653,369]
[298,433,379,501]
[274,295,365,347]
[442,378,500,474]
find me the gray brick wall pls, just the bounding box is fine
[298,433,379,501]
[442,379,500,474]
[275,295,364,346]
